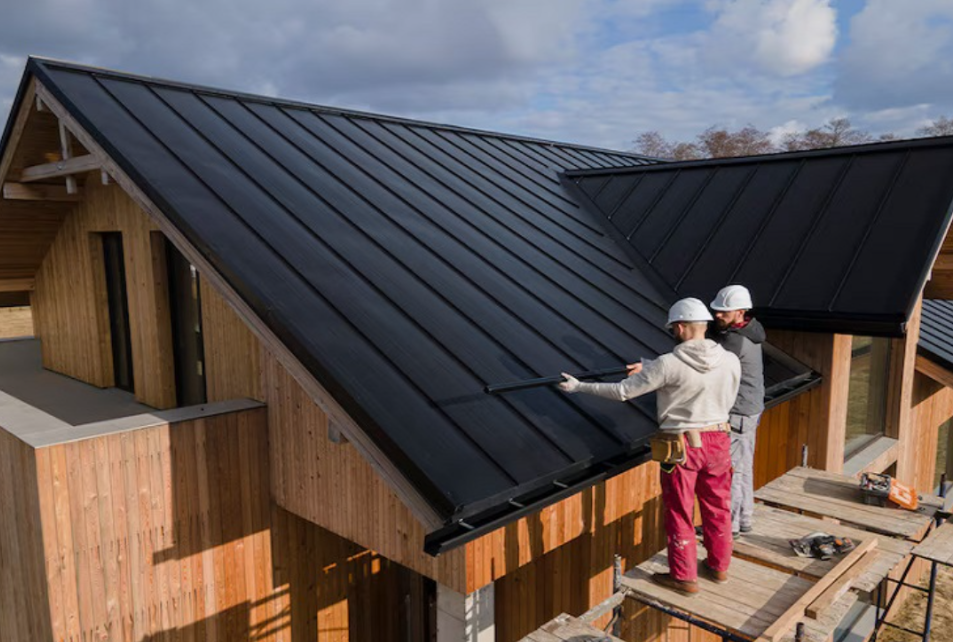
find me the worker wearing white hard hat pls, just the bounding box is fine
[709,285,765,537]
[559,298,740,594]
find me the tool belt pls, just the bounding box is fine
[650,423,730,465]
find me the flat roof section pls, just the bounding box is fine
[0,338,262,448]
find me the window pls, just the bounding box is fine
[845,336,891,460]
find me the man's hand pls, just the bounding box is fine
[558,372,580,393]
[626,362,643,376]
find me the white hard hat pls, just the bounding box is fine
[666,298,714,328]
[710,285,753,311]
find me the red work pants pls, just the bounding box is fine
[659,431,733,581]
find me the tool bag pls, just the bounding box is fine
[650,432,687,465]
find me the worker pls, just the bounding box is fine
[709,285,765,537]
[559,298,740,594]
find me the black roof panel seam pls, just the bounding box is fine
[767,156,856,307]
[624,170,683,240]
[350,118,632,272]
[648,169,720,264]
[828,150,912,311]
[307,113,667,331]
[675,165,761,289]
[726,159,806,284]
[607,173,646,221]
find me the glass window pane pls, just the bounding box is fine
[845,336,890,459]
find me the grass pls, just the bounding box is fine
[880,565,953,641]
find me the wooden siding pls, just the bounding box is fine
[764,330,852,471]
[0,428,51,642]
[0,305,33,339]
[6,406,432,642]
[32,180,176,408]
[199,280,263,403]
[912,371,953,493]
[264,349,467,594]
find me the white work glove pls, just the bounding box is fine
[558,372,580,393]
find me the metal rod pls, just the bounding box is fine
[924,561,938,642]
[484,365,630,395]
[795,622,805,642]
[611,555,623,637]
[801,445,809,468]
[882,622,927,636]
[634,598,751,642]
[880,554,917,622]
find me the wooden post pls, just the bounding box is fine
[889,298,923,484]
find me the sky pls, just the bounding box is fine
[2,0,953,150]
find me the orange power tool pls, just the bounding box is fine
[859,472,919,510]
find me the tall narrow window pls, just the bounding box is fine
[101,233,134,392]
[845,336,891,459]
[166,240,207,406]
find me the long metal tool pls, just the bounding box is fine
[483,365,631,395]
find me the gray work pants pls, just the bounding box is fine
[729,413,761,533]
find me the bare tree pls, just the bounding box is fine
[782,118,873,151]
[696,125,775,158]
[917,116,953,137]
[632,131,674,159]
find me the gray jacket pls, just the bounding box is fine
[710,318,765,417]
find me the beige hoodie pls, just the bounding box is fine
[575,339,741,431]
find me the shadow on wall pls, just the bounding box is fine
[145,408,433,641]
[495,476,666,642]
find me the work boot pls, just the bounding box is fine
[740,524,753,534]
[651,572,699,595]
[700,562,728,584]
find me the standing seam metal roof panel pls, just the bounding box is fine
[568,143,953,336]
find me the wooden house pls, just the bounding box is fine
[1,57,953,642]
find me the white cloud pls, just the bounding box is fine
[703,0,838,76]
[835,0,953,111]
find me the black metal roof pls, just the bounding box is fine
[920,300,953,371]
[7,59,819,552]
[567,140,953,336]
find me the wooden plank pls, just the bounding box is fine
[0,278,35,292]
[916,354,953,390]
[804,550,878,619]
[912,522,953,566]
[3,182,82,201]
[18,153,100,182]
[0,78,36,184]
[734,504,911,594]
[754,537,877,642]
[755,466,935,539]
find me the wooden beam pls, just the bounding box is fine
[0,278,35,292]
[755,538,878,641]
[19,154,100,183]
[3,182,82,202]
[32,80,446,532]
[0,78,37,185]
[58,121,77,195]
[805,550,878,619]
[916,354,953,390]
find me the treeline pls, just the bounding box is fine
[632,116,953,160]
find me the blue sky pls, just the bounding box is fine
[2,0,953,150]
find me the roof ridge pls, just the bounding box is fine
[566,132,953,177]
[27,56,651,162]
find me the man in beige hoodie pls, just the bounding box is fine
[560,298,740,594]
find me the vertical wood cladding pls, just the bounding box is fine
[912,372,953,493]
[2,407,432,642]
[264,348,467,593]
[32,179,176,409]
[199,280,262,403]
[0,429,51,642]
[0,305,33,339]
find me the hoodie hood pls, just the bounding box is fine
[735,317,766,344]
[673,339,726,373]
